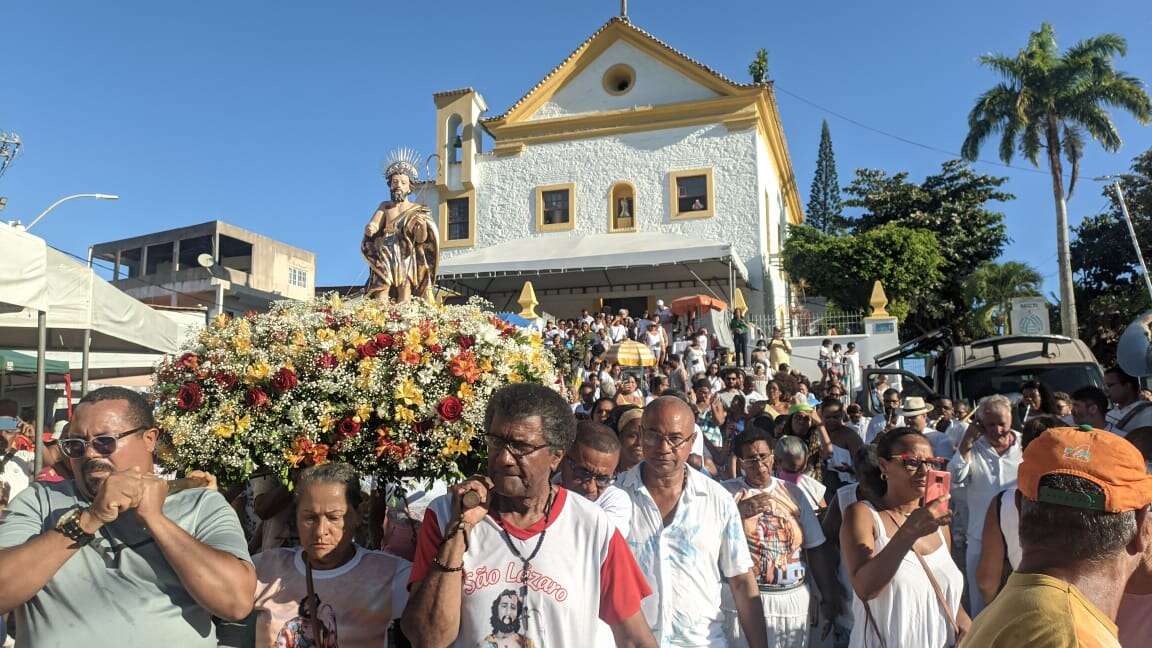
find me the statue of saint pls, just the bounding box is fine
[361,150,439,302]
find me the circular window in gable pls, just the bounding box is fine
[602,64,636,96]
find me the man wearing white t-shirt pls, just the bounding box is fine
[560,422,631,536]
[403,384,656,648]
[865,388,903,443]
[616,397,768,647]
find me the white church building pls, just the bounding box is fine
[428,14,805,320]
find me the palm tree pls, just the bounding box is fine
[963,261,1044,336]
[961,23,1151,338]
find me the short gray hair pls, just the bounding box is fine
[1020,473,1137,565]
[484,383,576,452]
[294,462,363,510]
[979,394,1013,419]
[775,435,807,463]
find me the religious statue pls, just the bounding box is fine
[361,148,439,302]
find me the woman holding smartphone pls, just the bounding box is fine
[840,427,969,647]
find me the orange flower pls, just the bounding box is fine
[399,348,422,365]
[309,443,330,466]
[449,351,483,383]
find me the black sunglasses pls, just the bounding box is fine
[60,426,148,459]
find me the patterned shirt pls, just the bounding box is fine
[721,477,825,592]
[616,464,753,647]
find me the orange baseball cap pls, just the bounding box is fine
[1019,427,1152,512]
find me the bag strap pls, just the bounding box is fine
[913,548,960,639]
[1117,401,1152,431]
[862,598,888,648]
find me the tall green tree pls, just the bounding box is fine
[1071,147,1152,364]
[844,160,1012,337]
[961,23,1151,338]
[782,223,944,322]
[807,120,845,233]
[962,261,1044,337]
[748,49,769,83]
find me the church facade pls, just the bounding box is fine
[426,15,804,320]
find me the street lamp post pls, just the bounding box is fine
[25,193,118,230]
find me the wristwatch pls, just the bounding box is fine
[54,507,96,547]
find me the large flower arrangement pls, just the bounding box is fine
[151,295,558,485]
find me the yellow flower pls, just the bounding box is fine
[319,413,337,431]
[394,406,417,424]
[404,328,423,350]
[316,328,336,342]
[213,423,235,439]
[355,403,373,422]
[480,358,494,372]
[395,379,424,407]
[457,383,475,401]
[425,329,440,346]
[350,333,370,348]
[508,371,524,383]
[235,416,252,433]
[291,331,308,348]
[213,313,229,328]
[328,294,344,310]
[245,362,271,383]
[232,337,252,355]
[441,437,471,458]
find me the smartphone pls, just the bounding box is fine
[923,469,951,506]
[0,416,18,431]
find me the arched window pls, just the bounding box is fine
[446,114,463,164]
[609,182,636,232]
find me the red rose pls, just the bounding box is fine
[214,371,238,389]
[437,396,463,422]
[338,417,361,439]
[428,343,443,354]
[318,352,338,369]
[457,335,475,351]
[357,341,380,358]
[246,387,269,408]
[272,367,298,391]
[179,352,199,370]
[375,333,394,348]
[176,382,204,411]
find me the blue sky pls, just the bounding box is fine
[3,1,1151,296]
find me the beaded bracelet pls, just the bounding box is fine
[431,555,464,572]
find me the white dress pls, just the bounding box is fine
[848,501,964,648]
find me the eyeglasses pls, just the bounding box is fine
[484,434,551,458]
[740,453,773,466]
[641,429,693,450]
[566,458,614,487]
[893,454,948,472]
[59,426,148,459]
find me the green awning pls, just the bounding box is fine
[0,349,70,375]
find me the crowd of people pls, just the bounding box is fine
[1,332,1152,647]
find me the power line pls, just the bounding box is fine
[773,85,1088,178]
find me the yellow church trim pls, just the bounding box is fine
[478,16,805,226]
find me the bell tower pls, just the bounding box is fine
[434,88,487,191]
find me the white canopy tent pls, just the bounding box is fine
[437,232,750,312]
[0,224,181,469]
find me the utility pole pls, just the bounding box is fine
[1114,181,1152,301]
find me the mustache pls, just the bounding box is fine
[82,458,115,474]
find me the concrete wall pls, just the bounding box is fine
[528,40,719,120]
[780,317,900,389]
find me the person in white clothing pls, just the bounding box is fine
[724,429,841,648]
[949,394,1023,616]
[972,414,1065,606]
[842,343,863,395]
[841,427,970,647]
[864,389,903,444]
[560,422,632,535]
[1105,366,1152,436]
[899,396,955,460]
[616,397,768,647]
[253,463,410,648]
[401,384,657,648]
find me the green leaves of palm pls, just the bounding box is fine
[961,22,1151,197]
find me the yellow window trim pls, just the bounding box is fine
[535,183,577,232]
[439,189,476,249]
[668,168,714,220]
[608,181,637,233]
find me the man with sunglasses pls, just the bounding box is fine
[559,422,630,535]
[0,386,256,646]
[403,383,656,648]
[616,396,768,648]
